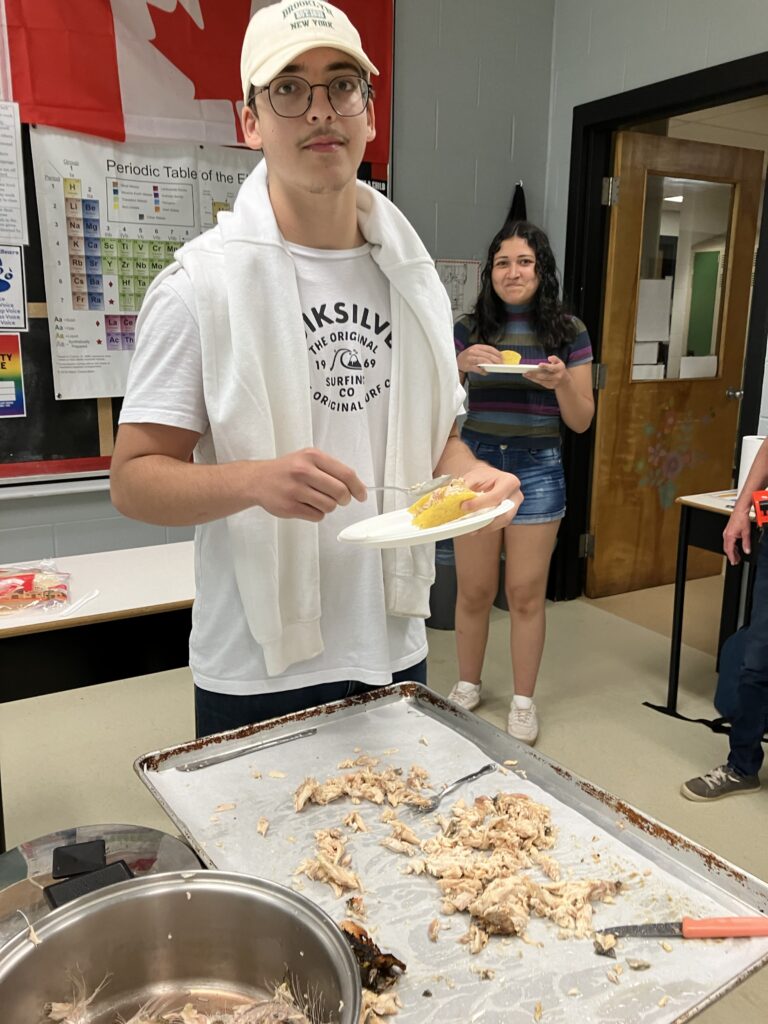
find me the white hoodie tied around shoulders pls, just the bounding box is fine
[145,161,464,676]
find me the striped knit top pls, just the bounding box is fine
[455,304,593,448]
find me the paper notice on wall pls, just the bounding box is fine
[435,259,481,320]
[0,244,27,331]
[0,334,25,417]
[30,126,259,399]
[0,102,28,245]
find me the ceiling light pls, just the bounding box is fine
[664,195,684,203]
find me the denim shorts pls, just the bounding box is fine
[464,437,566,524]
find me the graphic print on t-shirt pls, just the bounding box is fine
[304,298,392,414]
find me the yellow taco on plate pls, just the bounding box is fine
[409,478,479,530]
[500,350,522,365]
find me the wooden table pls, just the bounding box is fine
[0,542,194,851]
[666,491,758,714]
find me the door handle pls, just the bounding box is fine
[725,388,744,400]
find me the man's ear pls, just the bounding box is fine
[366,100,376,144]
[242,104,263,151]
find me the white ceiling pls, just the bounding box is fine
[669,95,768,157]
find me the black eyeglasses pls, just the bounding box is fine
[253,74,371,118]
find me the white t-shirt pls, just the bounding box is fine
[120,243,427,694]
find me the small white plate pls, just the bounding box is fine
[477,363,537,375]
[337,499,516,549]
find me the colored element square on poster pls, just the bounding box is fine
[0,334,26,417]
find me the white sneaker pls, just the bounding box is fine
[448,680,481,712]
[507,701,538,744]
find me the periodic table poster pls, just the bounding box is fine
[30,126,260,399]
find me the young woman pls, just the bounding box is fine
[449,221,594,744]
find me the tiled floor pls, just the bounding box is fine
[1,577,765,1020]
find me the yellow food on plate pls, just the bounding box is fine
[409,478,479,530]
[500,350,522,365]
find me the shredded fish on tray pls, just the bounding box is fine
[399,792,621,945]
[293,765,432,813]
[295,827,362,897]
[360,990,403,1023]
[294,763,622,953]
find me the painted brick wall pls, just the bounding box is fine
[393,0,554,260]
[0,489,193,563]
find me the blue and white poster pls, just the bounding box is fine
[0,244,27,332]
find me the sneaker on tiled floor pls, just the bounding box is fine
[507,701,538,744]
[447,680,482,711]
[681,764,761,802]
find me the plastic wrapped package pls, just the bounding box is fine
[0,560,70,615]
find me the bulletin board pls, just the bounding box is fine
[1,0,395,483]
[0,125,116,481]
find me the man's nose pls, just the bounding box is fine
[307,84,335,120]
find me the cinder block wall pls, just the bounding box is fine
[0,488,192,563]
[392,0,554,259]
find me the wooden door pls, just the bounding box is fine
[587,132,762,597]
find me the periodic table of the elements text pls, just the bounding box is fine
[31,127,259,399]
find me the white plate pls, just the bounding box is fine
[476,363,536,375]
[337,499,516,548]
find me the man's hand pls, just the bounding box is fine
[723,507,752,565]
[252,448,367,521]
[457,345,502,375]
[458,462,523,532]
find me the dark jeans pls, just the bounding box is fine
[729,533,768,776]
[194,659,428,739]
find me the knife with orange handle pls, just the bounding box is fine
[595,916,768,940]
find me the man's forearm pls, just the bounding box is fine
[434,432,477,478]
[111,455,257,527]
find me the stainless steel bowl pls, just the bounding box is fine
[0,870,361,1023]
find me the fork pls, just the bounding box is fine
[412,763,497,814]
[363,473,453,498]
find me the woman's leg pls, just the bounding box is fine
[453,528,504,683]
[503,520,560,698]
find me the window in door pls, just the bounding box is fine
[632,175,733,382]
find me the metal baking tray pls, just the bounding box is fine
[136,684,768,1023]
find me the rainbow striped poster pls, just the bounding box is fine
[0,334,25,417]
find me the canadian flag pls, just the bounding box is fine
[4,0,392,174]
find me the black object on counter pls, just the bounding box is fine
[52,838,106,879]
[44,859,133,909]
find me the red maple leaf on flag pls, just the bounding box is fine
[148,0,253,141]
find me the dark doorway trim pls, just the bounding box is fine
[551,51,768,601]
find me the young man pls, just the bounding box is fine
[681,437,768,800]
[111,0,521,737]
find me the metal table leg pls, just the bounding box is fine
[667,504,690,712]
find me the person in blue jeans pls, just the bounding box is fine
[682,438,768,800]
[448,222,594,744]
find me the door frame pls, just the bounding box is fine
[552,51,768,600]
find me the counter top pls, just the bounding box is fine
[0,542,194,638]
[677,489,738,514]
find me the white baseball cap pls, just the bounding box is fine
[241,1,379,105]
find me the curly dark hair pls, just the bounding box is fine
[472,221,574,356]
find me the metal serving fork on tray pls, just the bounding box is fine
[412,763,497,814]
[363,473,452,498]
